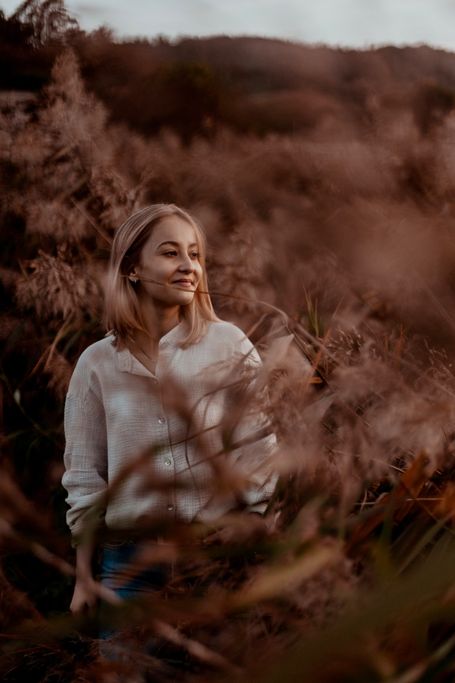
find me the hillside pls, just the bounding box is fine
[3,5,455,683]
[2,9,455,140]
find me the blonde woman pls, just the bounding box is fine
[62,203,277,620]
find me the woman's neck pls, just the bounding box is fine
[138,299,181,346]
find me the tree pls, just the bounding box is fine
[11,0,78,47]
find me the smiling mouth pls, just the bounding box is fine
[173,280,195,288]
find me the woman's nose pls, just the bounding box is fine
[178,254,194,271]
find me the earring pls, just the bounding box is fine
[128,273,139,284]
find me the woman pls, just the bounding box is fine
[62,203,277,621]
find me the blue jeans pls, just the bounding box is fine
[98,541,170,663]
[100,541,169,599]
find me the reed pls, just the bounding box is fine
[2,38,455,683]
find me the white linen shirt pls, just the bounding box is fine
[62,319,277,541]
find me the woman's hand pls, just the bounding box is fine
[70,575,99,614]
[70,537,99,613]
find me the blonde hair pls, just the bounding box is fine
[105,204,220,348]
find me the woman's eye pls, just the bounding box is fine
[162,250,199,259]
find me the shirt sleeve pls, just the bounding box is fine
[61,369,108,542]
[225,332,279,514]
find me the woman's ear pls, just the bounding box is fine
[128,271,139,283]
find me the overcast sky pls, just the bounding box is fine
[2,0,455,51]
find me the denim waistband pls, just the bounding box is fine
[102,536,172,549]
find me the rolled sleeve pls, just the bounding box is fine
[62,389,108,540]
[228,335,279,513]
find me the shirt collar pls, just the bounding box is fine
[114,320,188,376]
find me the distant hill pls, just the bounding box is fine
[2,11,455,141]
[71,35,455,140]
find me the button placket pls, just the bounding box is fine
[153,360,176,517]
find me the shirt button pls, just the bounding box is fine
[158,416,166,424]
[167,505,174,512]
[164,458,172,467]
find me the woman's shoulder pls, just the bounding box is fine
[203,320,259,361]
[204,319,254,348]
[68,335,116,388]
[205,319,250,341]
[75,334,116,367]
[200,320,262,376]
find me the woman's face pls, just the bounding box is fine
[132,215,203,309]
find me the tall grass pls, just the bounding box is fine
[2,47,455,682]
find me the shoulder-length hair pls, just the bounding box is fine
[104,204,220,348]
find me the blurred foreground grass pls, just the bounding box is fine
[2,44,455,682]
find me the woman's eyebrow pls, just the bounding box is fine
[157,241,198,248]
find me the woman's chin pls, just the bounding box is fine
[172,291,196,305]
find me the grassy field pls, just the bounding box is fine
[2,40,455,682]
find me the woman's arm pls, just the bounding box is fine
[61,359,108,610]
[62,388,108,543]
[69,538,99,613]
[225,333,279,513]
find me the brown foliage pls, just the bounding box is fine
[2,39,455,682]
